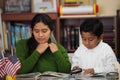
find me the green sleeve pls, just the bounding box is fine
[16,39,41,74]
[53,44,71,73]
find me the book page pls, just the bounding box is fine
[41,71,69,78]
[16,72,41,80]
[16,71,70,80]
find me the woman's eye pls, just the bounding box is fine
[34,29,39,33]
[42,29,47,33]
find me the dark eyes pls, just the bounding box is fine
[82,38,94,41]
[33,29,48,33]
[89,38,94,41]
[41,29,47,33]
[33,29,39,33]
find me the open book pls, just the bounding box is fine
[16,71,69,80]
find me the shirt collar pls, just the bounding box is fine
[83,40,103,53]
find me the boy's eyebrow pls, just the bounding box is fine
[82,36,96,39]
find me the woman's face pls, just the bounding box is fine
[33,22,51,44]
[81,32,102,49]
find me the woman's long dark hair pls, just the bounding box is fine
[27,14,55,55]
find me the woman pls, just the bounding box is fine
[16,14,71,74]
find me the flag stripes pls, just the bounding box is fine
[0,66,6,78]
[0,52,21,78]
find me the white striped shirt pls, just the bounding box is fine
[72,41,117,73]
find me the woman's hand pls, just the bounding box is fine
[48,43,58,53]
[36,43,49,54]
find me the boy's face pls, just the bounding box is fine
[81,32,102,49]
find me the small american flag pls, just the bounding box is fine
[0,54,5,68]
[4,54,21,77]
[0,52,8,78]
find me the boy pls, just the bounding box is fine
[71,18,117,75]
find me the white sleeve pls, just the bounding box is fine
[94,46,117,73]
[71,47,82,69]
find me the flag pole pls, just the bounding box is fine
[11,46,13,56]
[0,47,4,59]
[1,50,4,60]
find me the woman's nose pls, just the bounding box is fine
[38,32,43,37]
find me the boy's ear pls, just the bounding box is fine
[100,34,104,39]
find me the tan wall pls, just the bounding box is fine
[97,0,120,16]
[0,0,120,16]
[0,0,3,8]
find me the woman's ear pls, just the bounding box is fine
[50,31,57,43]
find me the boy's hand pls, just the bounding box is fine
[72,66,80,70]
[83,68,94,75]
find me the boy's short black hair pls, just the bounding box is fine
[80,18,103,38]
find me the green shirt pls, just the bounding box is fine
[16,39,71,74]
